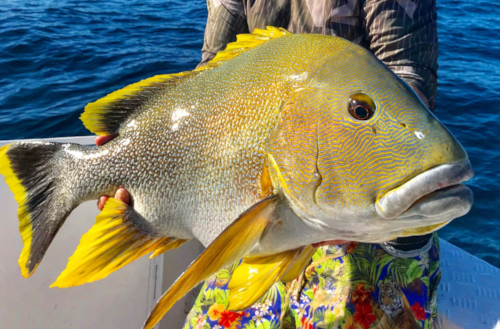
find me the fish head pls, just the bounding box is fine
[267,38,473,242]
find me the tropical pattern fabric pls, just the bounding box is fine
[183,233,441,329]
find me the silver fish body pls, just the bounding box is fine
[59,33,473,250]
[0,28,473,328]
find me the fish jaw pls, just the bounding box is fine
[256,159,474,247]
[376,158,474,222]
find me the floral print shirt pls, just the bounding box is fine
[184,234,441,329]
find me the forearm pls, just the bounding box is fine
[198,0,248,68]
[363,0,438,110]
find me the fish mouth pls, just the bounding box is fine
[376,159,474,220]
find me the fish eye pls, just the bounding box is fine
[348,93,376,121]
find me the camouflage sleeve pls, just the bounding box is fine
[197,0,249,68]
[363,0,438,110]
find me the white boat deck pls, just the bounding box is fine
[0,136,498,329]
[437,240,500,328]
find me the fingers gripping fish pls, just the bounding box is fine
[0,27,473,328]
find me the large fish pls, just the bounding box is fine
[0,27,473,328]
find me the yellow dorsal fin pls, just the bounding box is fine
[80,72,193,136]
[51,198,186,288]
[197,26,291,70]
[80,26,291,136]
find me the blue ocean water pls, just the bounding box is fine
[0,0,499,267]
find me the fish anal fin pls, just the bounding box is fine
[227,248,302,311]
[51,198,174,288]
[150,238,189,259]
[142,196,278,329]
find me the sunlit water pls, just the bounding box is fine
[1,0,499,267]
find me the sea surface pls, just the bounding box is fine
[0,0,499,268]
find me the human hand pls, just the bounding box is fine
[97,187,130,211]
[95,134,118,146]
[95,135,131,210]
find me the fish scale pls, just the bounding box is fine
[0,27,473,328]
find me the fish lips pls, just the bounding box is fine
[376,159,474,221]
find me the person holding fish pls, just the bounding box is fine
[93,1,447,328]
[0,0,473,328]
[180,1,442,329]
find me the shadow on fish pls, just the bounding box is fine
[0,27,473,328]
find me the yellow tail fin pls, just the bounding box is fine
[0,142,80,278]
[51,198,185,288]
[142,196,278,329]
[0,144,32,277]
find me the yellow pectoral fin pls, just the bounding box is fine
[142,196,278,329]
[227,248,302,311]
[280,245,316,282]
[51,198,176,288]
